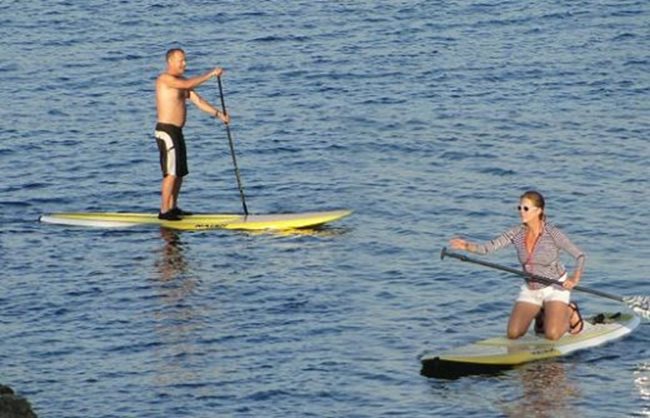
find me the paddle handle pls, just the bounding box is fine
[217,76,249,216]
[440,247,625,303]
[217,76,228,114]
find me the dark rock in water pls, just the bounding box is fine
[0,385,37,418]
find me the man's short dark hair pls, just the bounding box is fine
[166,48,185,61]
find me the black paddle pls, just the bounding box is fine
[440,247,650,319]
[217,76,249,216]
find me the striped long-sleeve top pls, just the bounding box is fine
[473,223,586,289]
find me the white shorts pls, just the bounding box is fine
[516,275,570,306]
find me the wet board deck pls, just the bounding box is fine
[39,209,352,231]
[421,312,640,379]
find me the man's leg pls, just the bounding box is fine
[161,174,177,214]
[171,176,183,210]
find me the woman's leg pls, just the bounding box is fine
[507,301,541,339]
[542,301,570,340]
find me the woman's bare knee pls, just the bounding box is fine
[507,326,527,340]
[544,329,564,340]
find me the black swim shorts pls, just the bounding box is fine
[154,123,189,177]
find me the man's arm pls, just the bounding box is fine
[189,90,230,124]
[160,67,224,90]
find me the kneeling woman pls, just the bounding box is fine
[449,190,585,340]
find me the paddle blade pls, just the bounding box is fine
[623,296,650,320]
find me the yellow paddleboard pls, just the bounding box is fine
[39,209,352,231]
[420,312,639,379]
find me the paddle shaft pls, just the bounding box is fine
[440,247,625,303]
[217,76,249,216]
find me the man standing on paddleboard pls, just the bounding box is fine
[155,48,230,220]
[449,190,586,340]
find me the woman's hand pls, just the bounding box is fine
[449,238,469,251]
[563,276,580,290]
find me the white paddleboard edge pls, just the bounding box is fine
[39,215,141,228]
[556,313,640,356]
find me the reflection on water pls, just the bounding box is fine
[155,228,189,283]
[635,362,650,417]
[245,225,352,238]
[500,362,581,418]
[152,228,203,388]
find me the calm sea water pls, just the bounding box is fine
[2,1,649,417]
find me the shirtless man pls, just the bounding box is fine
[155,48,230,220]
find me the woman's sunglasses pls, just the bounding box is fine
[517,205,535,212]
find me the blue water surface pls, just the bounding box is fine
[1,1,649,417]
